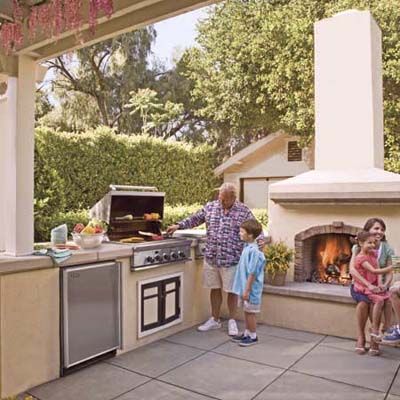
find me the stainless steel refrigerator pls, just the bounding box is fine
[61,262,121,371]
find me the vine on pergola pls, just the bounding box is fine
[0,0,114,54]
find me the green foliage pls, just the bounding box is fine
[35,209,90,242]
[264,241,294,275]
[34,125,218,209]
[125,88,184,137]
[44,28,157,133]
[185,0,400,160]
[162,204,204,229]
[252,208,268,228]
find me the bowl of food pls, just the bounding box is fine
[72,219,107,249]
[71,232,104,249]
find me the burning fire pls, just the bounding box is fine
[313,234,352,285]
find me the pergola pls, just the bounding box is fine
[0,0,214,256]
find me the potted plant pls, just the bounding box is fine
[264,241,294,286]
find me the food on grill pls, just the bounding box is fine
[115,214,134,221]
[143,213,160,221]
[120,236,145,243]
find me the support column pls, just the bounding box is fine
[0,93,7,252]
[3,56,36,256]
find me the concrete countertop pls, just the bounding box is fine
[0,243,133,275]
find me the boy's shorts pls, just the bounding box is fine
[237,298,261,313]
[202,260,236,293]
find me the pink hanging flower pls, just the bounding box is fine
[28,6,40,39]
[12,0,24,23]
[53,0,64,37]
[37,3,54,37]
[89,0,114,33]
[64,0,83,31]
[0,23,23,54]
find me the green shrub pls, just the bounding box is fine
[35,126,219,210]
[252,208,268,228]
[35,209,90,242]
[162,204,204,229]
[34,205,267,241]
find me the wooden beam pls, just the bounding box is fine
[20,0,215,61]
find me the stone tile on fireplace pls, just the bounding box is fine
[291,345,399,393]
[254,370,385,400]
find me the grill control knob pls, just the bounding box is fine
[170,252,177,260]
[163,253,170,261]
[154,254,161,263]
[178,251,186,259]
[145,256,154,263]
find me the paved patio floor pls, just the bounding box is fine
[25,323,400,400]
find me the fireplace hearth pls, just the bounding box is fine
[294,222,360,285]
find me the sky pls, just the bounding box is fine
[151,6,209,68]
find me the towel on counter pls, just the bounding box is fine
[33,248,72,265]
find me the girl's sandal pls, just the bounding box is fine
[355,346,366,355]
[370,332,382,342]
[368,348,380,356]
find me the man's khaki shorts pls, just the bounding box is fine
[202,260,236,293]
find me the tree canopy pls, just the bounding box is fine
[184,0,400,168]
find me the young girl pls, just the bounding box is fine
[350,217,395,353]
[353,231,393,353]
[231,219,266,346]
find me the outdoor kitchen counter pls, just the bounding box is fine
[0,242,133,275]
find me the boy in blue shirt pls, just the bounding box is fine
[231,219,266,346]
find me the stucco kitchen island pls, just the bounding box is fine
[0,240,210,398]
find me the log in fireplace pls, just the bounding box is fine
[294,221,360,285]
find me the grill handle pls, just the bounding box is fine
[109,185,158,192]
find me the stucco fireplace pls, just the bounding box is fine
[267,10,400,282]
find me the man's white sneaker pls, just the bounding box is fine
[197,317,222,332]
[228,319,239,336]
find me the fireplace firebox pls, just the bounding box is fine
[294,222,360,285]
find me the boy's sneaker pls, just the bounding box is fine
[228,319,239,336]
[381,328,400,345]
[239,336,258,347]
[384,325,398,336]
[197,317,222,332]
[231,333,247,343]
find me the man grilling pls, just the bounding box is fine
[166,183,265,336]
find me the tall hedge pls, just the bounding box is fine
[34,126,219,210]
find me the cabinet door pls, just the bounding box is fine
[140,275,181,334]
[141,282,162,332]
[162,277,180,324]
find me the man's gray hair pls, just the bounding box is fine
[219,182,237,196]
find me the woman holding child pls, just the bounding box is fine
[350,217,396,355]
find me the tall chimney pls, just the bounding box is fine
[314,10,384,170]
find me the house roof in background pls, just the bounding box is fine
[214,130,293,176]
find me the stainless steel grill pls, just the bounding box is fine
[90,185,192,270]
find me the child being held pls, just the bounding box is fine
[231,219,266,347]
[353,231,393,345]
